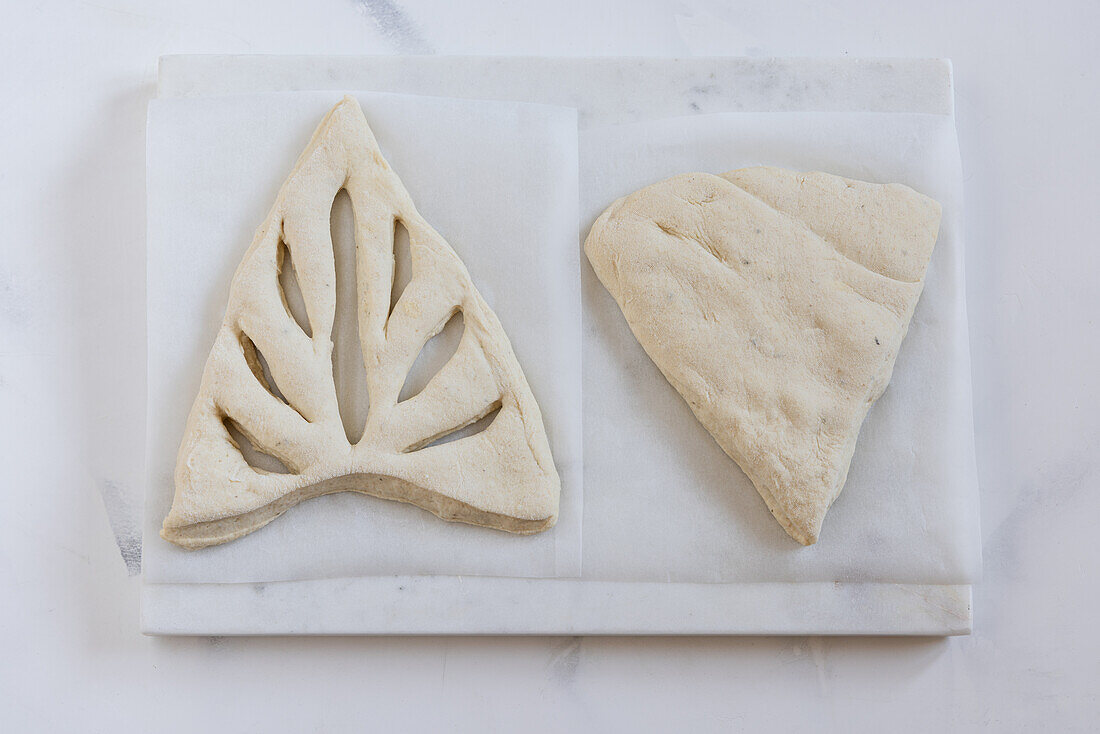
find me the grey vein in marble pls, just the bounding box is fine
[98,479,142,575]
[352,0,433,55]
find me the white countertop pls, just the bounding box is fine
[1,0,1096,730]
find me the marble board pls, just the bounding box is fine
[143,56,979,635]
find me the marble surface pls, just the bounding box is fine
[1,0,1098,730]
[141,579,972,636]
[158,55,955,121]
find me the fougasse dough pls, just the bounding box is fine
[161,96,560,549]
[584,167,941,545]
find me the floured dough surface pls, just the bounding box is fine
[584,167,940,544]
[161,97,560,549]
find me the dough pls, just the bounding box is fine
[584,167,940,545]
[161,97,560,549]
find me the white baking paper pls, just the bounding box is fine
[579,111,982,584]
[143,91,582,583]
[146,59,981,598]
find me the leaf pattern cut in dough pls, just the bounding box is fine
[161,97,560,549]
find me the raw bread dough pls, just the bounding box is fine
[584,167,940,545]
[161,97,560,549]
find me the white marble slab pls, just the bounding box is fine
[142,578,972,636]
[146,55,976,635]
[157,56,955,122]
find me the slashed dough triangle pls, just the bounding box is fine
[585,167,941,545]
[161,97,560,549]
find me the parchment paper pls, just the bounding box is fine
[143,91,582,583]
[579,111,982,583]
[146,59,981,594]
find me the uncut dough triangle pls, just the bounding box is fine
[162,97,560,549]
[585,167,941,545]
